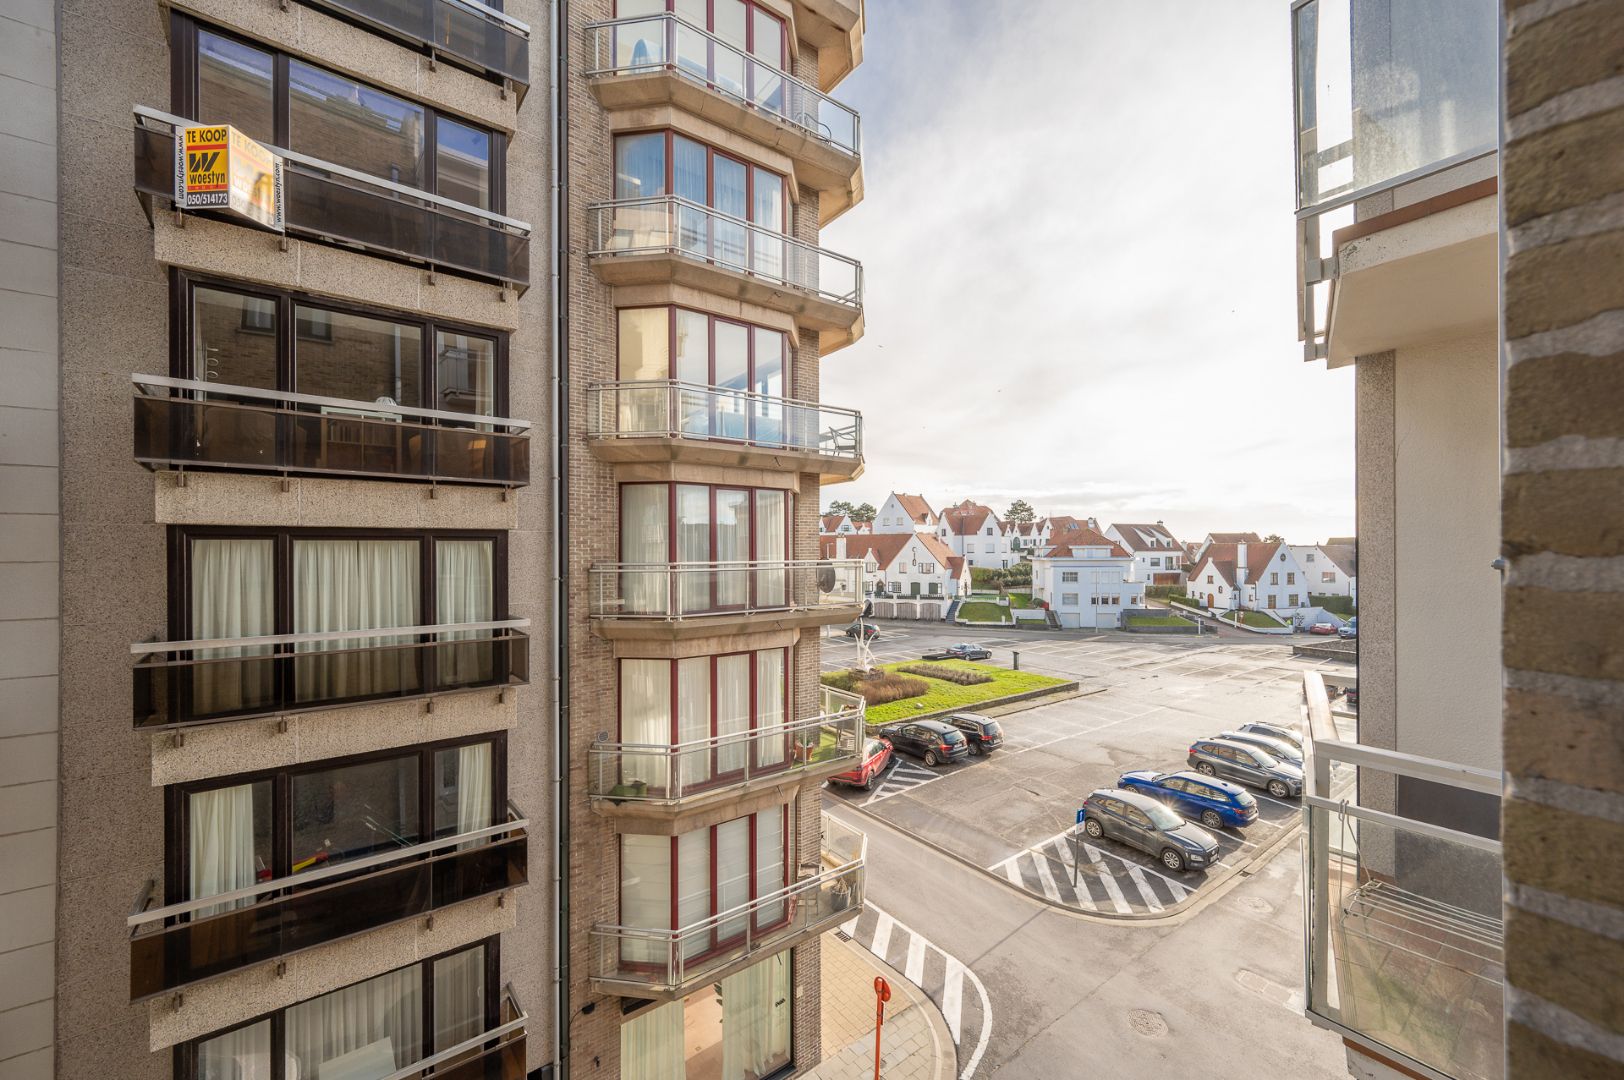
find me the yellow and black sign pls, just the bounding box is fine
[174,123,284,231]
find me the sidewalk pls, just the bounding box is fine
[803,931,955,1080]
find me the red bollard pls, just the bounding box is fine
[873,976,891,1080]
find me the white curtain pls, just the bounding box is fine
[720,953,791,1080]
[676,829,711,962]
[285,965,423,1079]
[754,652,785,768]
[432,946,486,1053]
[621,485,670,615]
[190,538,275,715]
[620,834,672,967]
[754,808,785,927]
[715,818,750,942]
[293,539,420,702]
[620,1000,686,1080]
[455,742,493,841]
[677,657,711,793]
[196,1019,272,1080]
[714,655,750,777]
[676,485,711,615]
[436,539,495,688]
[621,660,670,794]
[714,490,750,609]
[189,784,259,916]
[754,491,786,608]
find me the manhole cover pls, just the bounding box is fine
[1128,1009,1169,1038]
[1239,896,1272,914]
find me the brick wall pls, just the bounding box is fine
[1499,1,1624,1075]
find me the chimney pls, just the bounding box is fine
[1156,519,1165,528]
[836,535,847,560]
[1237,542,1248,585]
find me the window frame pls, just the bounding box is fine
[612,128,788,233]
[171,938,501,1080]
[616,303,791,397]
[615,648,793,781]
[617,481,793,566]
[614,0,789,73]
[171,14,506,212]
[172,271,511,417]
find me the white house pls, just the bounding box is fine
[1297,538,1357,604]
[1106,521,1186,585]
[1185,540,1315,614]
[1193,531,1262,564]
[871,492,938,535]
[1031,528,1138,629]
[820,512,856,536]
[1008,518,1051,558]
[821,532,962,620]
[938,500,1014,569]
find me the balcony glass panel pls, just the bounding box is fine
[587,13,860,157]
[589,559,861,620]
[588,381,861,461]
[301,0,530,85]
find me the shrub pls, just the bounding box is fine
[1311,593,1357,616]
[821,669,929,706]
[1145,585,1185,599]
[895,663,994,686]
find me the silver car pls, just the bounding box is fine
[1188,738,1303,799]
[1218,729,1304,766]
[1236,721,1303,753]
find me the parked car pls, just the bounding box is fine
[1235,721,1303,753]
[1216,729,1304,766]
[829,737,894,791]
[922,643,991,661]
[1188,738,1303,799]
[877,720,969,767]
[1344,687,1359,708]
[843,621,879,641]
[1309,620,1337,635]
[1337,616,1358,639]
[1117,769,1258,830]
[1077,788,1220,872]
[942,713,1003,755]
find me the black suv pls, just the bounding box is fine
[876,720,969,767]
[942,713,1003,756]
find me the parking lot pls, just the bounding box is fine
[821,621,1355,916]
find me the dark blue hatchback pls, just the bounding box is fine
[1117,769,1258,830]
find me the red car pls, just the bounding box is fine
[1309,621,1337,635]
[829,736,894,790]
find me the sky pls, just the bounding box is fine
[817,0,1355,545]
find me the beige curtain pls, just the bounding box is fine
[188,783,260,915]
[620,834,672,967]
[293,539,420,702]
[432,946,486,1053]
[195,1019,272,1080]
[435,539,495,688]
[716,654,751,776]
[285,965,423,1077]
[189,537,275,715]
[720,953,791,1080]
[755,651,785,768]
[619,1000,685,1080]
[677,657,711,793]
[620,660,671,794]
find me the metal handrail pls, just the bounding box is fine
[437,0,529,34]
[584,12,859,156]
[133,106,532,234]
[595,854,863,943]
[378,984,527,1080]
[129,805,527,928]
[131,618,531,656]
[590,379,857,421]
[133,374,532,433]
[597,708,861,756]
[588,380,861,456]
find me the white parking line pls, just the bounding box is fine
[1081,843,1134,914]
[1126,865,1165,914]
[1031,847,1062,902]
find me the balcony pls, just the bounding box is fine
[590,686,865,818]
[1291,0,1498,363]
[590,811,865,1000]
[132,620,529,731]
[586,380,861,483]
[1301,673,1504,1080]
[587,197,863,353]
[588,559,862,640]
[134,375,531,489]
[585,14,861,221]
[133,107,531,291]
[300,0,530,93]
[128,807,528,1000]
[384,985,529,1080]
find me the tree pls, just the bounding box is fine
[1264,533,1285,544]
[851,502,877,523]
[825,500,855,517]
[1004,499,1036,524]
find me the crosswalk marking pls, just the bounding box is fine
[905,933,926,985]
[871,911,894,960]
[941,957,965,1044]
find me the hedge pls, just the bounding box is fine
[1146,585,1187,600]
[1311,594,1357,616]
[894,662,995,686]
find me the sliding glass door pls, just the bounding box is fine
[618,483,792,616]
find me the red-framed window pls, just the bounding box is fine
[615,0,787,71]
[614,129,787,232]
[619,803,794,965]
[616,648,791,796]
[619,481,792,613]
[617,305,791,444]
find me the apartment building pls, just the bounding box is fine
[566,1,869,1077]
[1,2,554,1077]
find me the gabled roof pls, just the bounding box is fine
[891,493,937,524]
[820,513,848,532]
[1036,527,1130,560]
[1110,522,1181,552]
[1245,541,1283,578]
[1206,531,1263,545]
[821,532,956,574]
[941,500,999,536]
[945,556,966,580]
[915,533,957,567]
[1190,543,1239,588]
[1320,540,1358,578]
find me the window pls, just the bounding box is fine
[928,582,940,596]
[1062,593,1079,606]
[1287,572,1296,585]
[1323,571,1337,583]
[1289,594,1300,607]
[620,482,790,612]
[984,527,992,536]
[966,543,975,554]
[1267,594,1277,608]
[1270,572,1279,585]
[620,952,792,1080]
[1279,552,1287,562]
[619,805,793,962]
[182,943,497,1080]
[1206,574,1214,584]
[1061,571,1078,583]
[1306,552,1316,562]
[180,275,505,419]
[920,562,935,575]
[617,306,790,441]
[180,18,502,208]
[168,736,502,910]
[1150,557,1161,568]
[174,527,504,716]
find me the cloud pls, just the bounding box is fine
[817,0,1355,543]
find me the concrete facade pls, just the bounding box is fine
[16,0,558,1075]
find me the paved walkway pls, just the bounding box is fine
[804,931,954,1080]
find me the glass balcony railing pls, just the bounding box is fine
[133,107,531,289]
[133,375,531,488]
[380,985,529,1080]
[1290,0,1498,359]
[585,13,859,157]
[301,0,530,89]
[132,620,530,730]
[588,559,862,621]
[588,196,862,312]
[590,686,865,805]
[128,808,528,1000]
[1301,673,1504,1080]
[586,380,860,462]
[591,812,865,996]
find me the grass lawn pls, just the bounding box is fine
[834,660,1071,725]
[957,601,1012,623]
[1124,613,1193,628]
[1005,592,1037,609]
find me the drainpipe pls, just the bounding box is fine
[549,0,571,1075]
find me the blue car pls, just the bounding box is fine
[1117,769,1259,830]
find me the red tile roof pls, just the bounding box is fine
[892,493,937,524]
[1037,527,1130,559]
[1110,522,1181,552]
